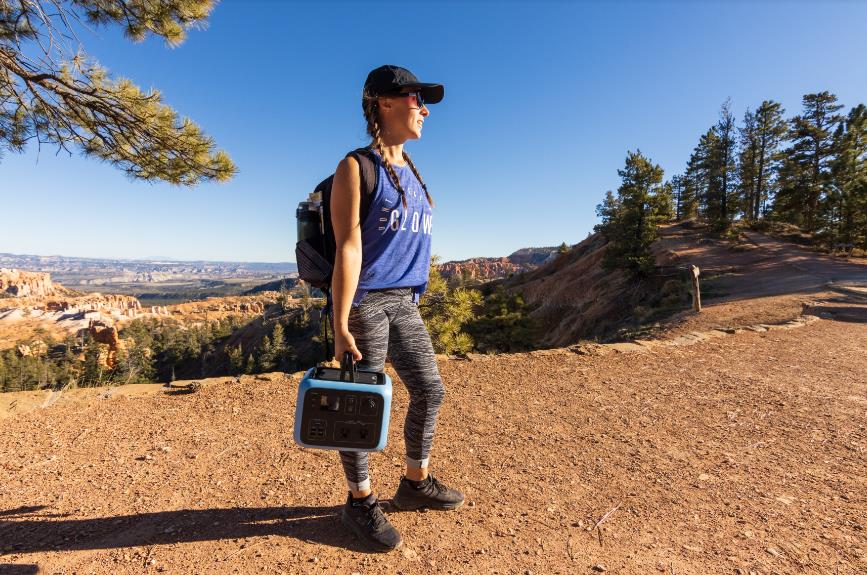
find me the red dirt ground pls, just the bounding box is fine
[1,311,865,575]
[1,232,866,575]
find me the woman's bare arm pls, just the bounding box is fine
[330,155,363,361]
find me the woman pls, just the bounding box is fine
[330,65,463,552]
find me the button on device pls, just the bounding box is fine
[345,395,357,414]
[360,396,379,416]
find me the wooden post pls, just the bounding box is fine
[690,265,701,312]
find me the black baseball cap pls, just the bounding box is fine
[363,65,444,104]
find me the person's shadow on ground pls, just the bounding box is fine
[0,503,372,554]
[0,564,40,574]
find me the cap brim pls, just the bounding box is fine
[404,83,444,104]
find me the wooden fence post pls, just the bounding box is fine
[690,265,701,312]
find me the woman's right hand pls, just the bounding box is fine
[334,328,362,363]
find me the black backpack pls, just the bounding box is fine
[295,148,379,290]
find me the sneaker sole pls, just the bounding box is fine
[390,498,464,512]
[340,509,403,552]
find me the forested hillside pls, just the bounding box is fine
[664,94,865,248]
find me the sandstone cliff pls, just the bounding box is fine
[439,246,561,283]
[0,269,54,297]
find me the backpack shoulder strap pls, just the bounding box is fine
[346,147,378,223]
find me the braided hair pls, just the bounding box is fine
[362,97,435,210]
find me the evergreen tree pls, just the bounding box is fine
[681,151,702,221]
[257,335,274,372]
[774,92,844,232]
[465,287,538,353]
[738,108,760,220]
[0,0,235,184]
[714,99,738,226]
[687,103,738,229]
[829,104,867,248]
[690,128,717,219]
[81,336,103,387]
[595,190,621,227]
[595,150,672,277]
[419,256,482,355]
[227,345,244,375]
[269,323,289,371]
[124,341,155,384]
[670,174,689,221]
[751,100,788,220]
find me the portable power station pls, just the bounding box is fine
[294,353,392,452]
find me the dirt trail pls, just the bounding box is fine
[649,227,867,339]
[1,312,865,575]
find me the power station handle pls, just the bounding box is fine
[339,351,356,383]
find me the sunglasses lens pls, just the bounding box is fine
[406,92,424,109]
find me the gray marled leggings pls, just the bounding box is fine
[340,287,445,491]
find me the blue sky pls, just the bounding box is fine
[2,0,866,263]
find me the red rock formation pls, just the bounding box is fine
[438,247,561,283]
[83,319,123,368]
[438,258,526,282]
[0,269,54,297]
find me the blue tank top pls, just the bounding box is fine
[353,152,433,306]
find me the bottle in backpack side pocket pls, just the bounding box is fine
[295,190,334,289]
[294,149,375,290]
[296,191,323,245]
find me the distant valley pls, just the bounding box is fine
[0,253,298,305]
[1,247,563,304]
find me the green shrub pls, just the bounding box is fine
[420,257,482,355]
[466,286,539,353]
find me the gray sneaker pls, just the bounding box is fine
[391,474,464,511]
[340,493,403,552]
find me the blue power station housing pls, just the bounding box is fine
[294,364,392,452]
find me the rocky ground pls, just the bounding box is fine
[1,295,865,574]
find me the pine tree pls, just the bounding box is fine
[670,175,689,221]
[227,345,244,375]
[0,1,235,184]
[751,100,788,220]
[829,104,867,248]
[690,128,717,219]
[257,335,274,372]
[595,150,672,277]
[738,108,760,220]
[81,336,103,387]
[774,92,844,232]
[687,103,738,229]
[419,256,482,355]
[679,154,701,222]
[714,99,738,226]
[595,190,621,227]
[270,323,288,371]
[465,287,538,353]
[125,341,155,383]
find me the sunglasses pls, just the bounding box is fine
[400,91,426,110]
